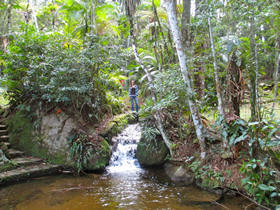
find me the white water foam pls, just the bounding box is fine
[107,124,142,174]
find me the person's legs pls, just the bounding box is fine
[130,97,134,111]
[134,97,139,112]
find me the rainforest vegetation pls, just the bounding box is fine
[0,0,280,208]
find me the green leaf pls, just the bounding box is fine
[258,184,276,191]
[154,0,161,7]
[234,134,248,145]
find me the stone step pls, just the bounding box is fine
[0,163,62,186]
[0,135,9,142]
[0,156,42,167]
[7,149,24,159]
[0,125,7,130]
[0,129,8,134]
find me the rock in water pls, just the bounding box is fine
[164,162,193,185]
[83,139,111,171]
[136,135,169,166]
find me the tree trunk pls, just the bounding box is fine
[126,3,174,156]
[7,2,12,33]
[271,41,280,117]
[249,15,258,121]
[164,0,206,158]
[227,52,242,117]
[208,17,225,117]
[181,0,191,48]
[193,0,205,100]
[30,0,39,32]
[52,0,55,30]
[90,0,94,35]
[152,0,169,63]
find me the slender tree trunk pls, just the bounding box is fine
[126,3,174,156]
[193,0,205,100]
[7,2,12,33]
[181,0,191,48]
[30,0,39,32]
[249,15,258,121]
[90,0,94,35]
[164,0,206,158]
[208,17,225,118]
[271,42,280,117]
[152,0,169,61]
[52,0,55,30]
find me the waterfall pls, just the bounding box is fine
[106,124,142,174]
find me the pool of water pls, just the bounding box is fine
[0,124,252,210]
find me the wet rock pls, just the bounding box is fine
[83,139,111,171]
[136,135,169,166]
[164,162,193,185]
[100,113,137,144]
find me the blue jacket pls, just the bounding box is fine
[129,85,138,97]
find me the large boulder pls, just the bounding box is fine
[136,134,169,166]
[40,111,77,160]
[7,109,112,171]
[83,139,111,171]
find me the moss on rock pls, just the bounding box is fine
[100,113,137,143]
[6,111,70,166]
[83,139,111,171]
[136,134,169,166]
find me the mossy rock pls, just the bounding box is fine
[100,113,137,144]
[5,111,68,165]
[136,134,169,166]
[83,139,111,171]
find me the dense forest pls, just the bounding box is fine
[0,0,280,208]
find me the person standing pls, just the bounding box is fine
[129,80,139,112]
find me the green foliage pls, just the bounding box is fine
[2,29,126,122]
[140,65,188,117]
[69,132,111,173]
[68,133,90,173]
[189,160,225,189]
[240,159,280,206]
[6,111,34,153]
[213,116,248,147]
[142,121,160,142]
[0,160,18,173]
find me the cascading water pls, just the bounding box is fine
[106,123,142,174]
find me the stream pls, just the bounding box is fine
[0,124,252,210]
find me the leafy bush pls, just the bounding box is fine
[1,28,126,122]
[240,159,280,206]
